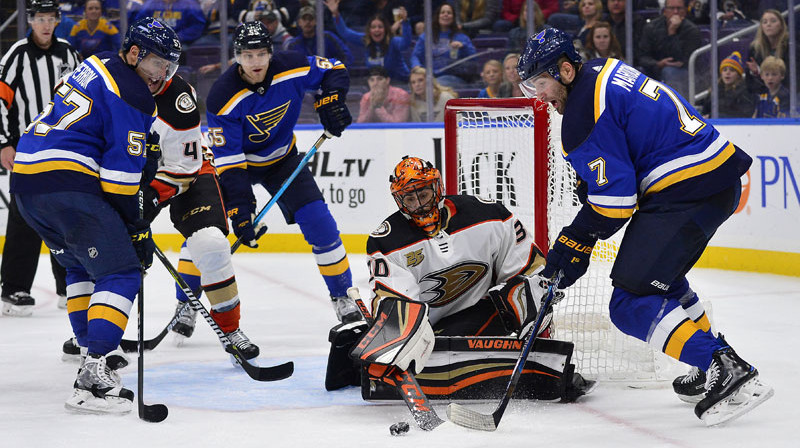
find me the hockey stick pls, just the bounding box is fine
[446,271,564,431]
[153,244,294,381]
[119,301,191,352]
[230,131,332,253]
[121,132,331,351]
[347,287,445,431]
[137,190,169,423]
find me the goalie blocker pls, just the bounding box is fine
[325,297,594,402]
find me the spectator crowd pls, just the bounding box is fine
[8,0,800,122]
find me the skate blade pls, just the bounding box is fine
[1,303,33,317]
[701,378,774,427]
[61,352,83,363]
[64,390,132,415]
[677,393,705,404]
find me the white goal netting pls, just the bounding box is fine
[445,99,685,382]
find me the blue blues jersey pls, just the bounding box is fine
[11,52,156,225]
[206,51,348,177]
[560,58,752,239]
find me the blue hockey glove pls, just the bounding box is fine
[228,204,267,248]
[314,91,351,137]
[130,226,155,270]
[540,229,596,289]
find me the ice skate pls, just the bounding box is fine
[673,366,707,403]
[1,291,35,317]
[226,328,260,360]
[331,294,362,324]
[171,302,197,346]
[695,347,774,426]
[64,353,134,415]
[61,337,86,363]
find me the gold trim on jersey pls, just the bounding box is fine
[86,55,120,97]
[644,142,735,195]
[593,59,618,122]
[219,88,253,115]
[589,203,635,219]
[13,159,98,177]
[271,67,310,85]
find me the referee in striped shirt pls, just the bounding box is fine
[0,0,80,316]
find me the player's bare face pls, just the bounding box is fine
[400,185,436,216]
[521,73,568,113]
[238,49,271,84]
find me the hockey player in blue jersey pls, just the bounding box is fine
[518,28,773,426]
[10,17,181,415]
[206,21,361,324]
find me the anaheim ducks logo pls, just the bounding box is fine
[421,261,488,307]
[246,100,291,143]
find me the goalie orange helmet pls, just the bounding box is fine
[389,156,444,234]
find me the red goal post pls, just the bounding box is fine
[444,98,551,255]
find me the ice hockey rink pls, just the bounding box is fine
[1,252,798,448]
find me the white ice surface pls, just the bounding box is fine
[1,253,798,448]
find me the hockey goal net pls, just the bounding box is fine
[443,98,684,382]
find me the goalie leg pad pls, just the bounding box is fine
[325,320,369,391]
[351,297,434,375]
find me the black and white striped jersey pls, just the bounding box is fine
[0,35,81,148]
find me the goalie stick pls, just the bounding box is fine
[346,287,445,431]
[153,244,294,382]
[446,271,564,431]
[121,132,332,352]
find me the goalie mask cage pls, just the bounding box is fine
[443,98,685,382]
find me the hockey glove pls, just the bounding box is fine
[130,226,155,270]
[314,91,352,137]
[540,228,596,289]
[488,274,563,338]
[141,132,161,187]
[228,204,267,248]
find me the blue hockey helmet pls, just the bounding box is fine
[27,0,60,20]
[233,21,274,56]
[518,28,582,83]
[123,17,182,81]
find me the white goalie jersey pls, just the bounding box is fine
[366,195,545,326]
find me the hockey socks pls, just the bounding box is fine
[295,200,352,297]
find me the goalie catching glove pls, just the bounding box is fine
[350,297,434,375]
[488,274,565,339]
[314,90,351,137]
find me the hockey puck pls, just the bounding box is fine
[389,421,410,436]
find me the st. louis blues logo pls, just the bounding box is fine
[534,30,546,43]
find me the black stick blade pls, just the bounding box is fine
[139,403,169,423]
